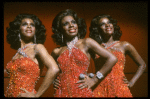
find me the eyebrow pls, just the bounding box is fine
[21,21,35,24]
[62,19,75,23]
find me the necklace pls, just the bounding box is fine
[67,36,78,56]
[102,41,119,49]
[12,44,35,59]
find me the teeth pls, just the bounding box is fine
[106,28,111,31]
[27,30,32,32]
[70,29,76,32]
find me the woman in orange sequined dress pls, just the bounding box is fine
[89,14,146,97]
[4,14,59,97]
[51,9,117,97]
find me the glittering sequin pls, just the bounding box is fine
[93,41,132,97]
[5,57,40,97]
[54,47,93,97]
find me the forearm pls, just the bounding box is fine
[98,56,117,76]
[130,64,146,84]
[35,68,59,97]
[90,57,117,87]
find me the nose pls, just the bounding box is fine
[69,22,74,27]
[105,23,110,27]
[27,24,31,28]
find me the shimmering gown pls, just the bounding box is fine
[93,41,132,97]
[54,47,93,97]
[5,53,40,97]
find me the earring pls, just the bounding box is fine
[99,35,102,39]
[78,33,80,39]
[34,35,36,44]
[18,33,21,42]
[62,34,63,43]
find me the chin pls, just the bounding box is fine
[106,32,113,35]
[69,33,78,37]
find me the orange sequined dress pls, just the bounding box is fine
[5,53,40,97]
[93,41,132,97]
[54,47,93,97]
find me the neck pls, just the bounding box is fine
[65,36,78,45]
[20,40,34,48]
[102,35,114,44]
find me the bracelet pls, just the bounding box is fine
[79,73,95,79]
[96,71,104,79]
[79,73,85,79]
[89,73,95,78]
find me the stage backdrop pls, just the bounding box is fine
[4,2,148,97]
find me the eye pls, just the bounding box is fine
[62,22,68,26]
[30,23,35,27]
[71,20,76,24]
[107,21,112,24]
[21,22,27,26]
[99,23,105,26]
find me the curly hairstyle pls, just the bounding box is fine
[51,9,87,46]
[6,13,46,50]
[89,14,122,44]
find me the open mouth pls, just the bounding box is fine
[69,29,76,33]
[26,30,32,33]
[106,28,112,31]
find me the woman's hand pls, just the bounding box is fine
[17,88,36,98]
[53,78,61,90]
[123,77,134,88]
[76,74,98,89]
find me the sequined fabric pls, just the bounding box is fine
[54,47,93,97]
[93,41,132,97]
[5,57,40,97]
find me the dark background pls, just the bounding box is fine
[4,2,148,97]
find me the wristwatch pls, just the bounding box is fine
[96,71,104,79]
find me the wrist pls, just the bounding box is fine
[35,93,40,98]
[96,71,104,80]
[93,75,99,83]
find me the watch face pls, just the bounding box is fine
[96,71,104,79]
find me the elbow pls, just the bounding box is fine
[111,55,118,65]
[142,63,146,71]
[47,66,60,75]
[52,67,60,74]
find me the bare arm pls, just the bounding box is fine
[124,41,146,87]
[85,38,117,77]
[77,38,117,89]
[34,44,59,97]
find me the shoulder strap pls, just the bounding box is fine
[106,41,120,49]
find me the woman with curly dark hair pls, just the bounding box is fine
[51,9,117,97]
[4,14,59,97]
[89,14,146,97]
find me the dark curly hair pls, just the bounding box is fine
[89,14,122,44]
[51,9,87,46]
[6,13,46,50]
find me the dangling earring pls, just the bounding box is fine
[62,34,63,43]
[77,33,80,39]
[18,33,21,42]
[99,35,102,39]
[34,35,36,44]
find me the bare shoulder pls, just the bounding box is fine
[35,44,45,49]
[119,41,134,51]
[82,37,96,46]
[120,41,130,45]
[84,37,95,43]
[52,47,61,55]
[34,44,47,52]
[120,41,132,47]
[51,47,62,59]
